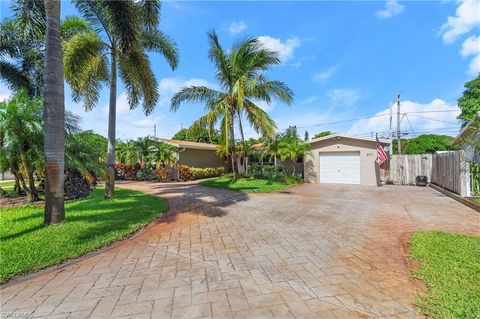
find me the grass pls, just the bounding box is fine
[0,180,15,188]
[0,187,167,283]
[200,176,300,193]
[408,231,480,319]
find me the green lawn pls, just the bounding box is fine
[0,187,167,283]
[408,231,480,319]
[200,176,300,193]
[0,180,15,188]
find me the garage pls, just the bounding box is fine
[319,151,360,184]
[304,134,390,186]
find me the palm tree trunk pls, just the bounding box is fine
[229,109,239,179]
[237,109,247,172]
[291,160,296,177]
[21,153,38,201]
[43,0,65,224]
[105,50,117,198]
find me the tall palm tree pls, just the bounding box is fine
[64,0,179,198]
[43,0,65,224]
[171,31,293,179]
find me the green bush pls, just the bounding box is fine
[178,165,224,181]
[191,167,224,180]
[247,163,286,181]
[135,168,157,181]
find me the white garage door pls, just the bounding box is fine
[319,151,360,184]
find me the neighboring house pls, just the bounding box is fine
[304,134,390,186]
[457,119,479,163]
[155,138,225,168]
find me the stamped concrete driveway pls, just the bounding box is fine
[1,182,479,319]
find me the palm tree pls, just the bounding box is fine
[135,137,153,168]
[150,141,177,168]
[43,0,65,224]
[64,1,179,198]
[0,90,43,200]
[278,137,310,177]
[0,0,45,97]
[171,31,293,179]
[116,140,139,165]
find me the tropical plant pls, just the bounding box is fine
[458,75,480,124]
[134,137,153,168]
[43,0,66,223]
[172,127,220,144]
[64,1,179,198]
[171,31,293,179]
[278,136,310,176]
[150,141,177,168]
[0,90,43,201]
[314,131,333,139]
[0,0,45,96]
[116,140,139,165]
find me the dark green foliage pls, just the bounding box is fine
[314,131,333,139]
[409,231,480,319]
[177,165,224,181]
[0,187,167,283]
[247,163,286,181]
[458,75,480,123]
[392,135,458,154]
[172,128,220,144]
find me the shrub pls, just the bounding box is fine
[63,169,92,200]
[135,168,157,181]
[191,167,224,180]
[247,163,286,181]
[114,163,138,180]
[178,165,223,181]
[156,167,172,182]
[178,165,193,181]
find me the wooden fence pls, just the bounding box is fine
[387,154,432,185]
[386,151,470,196]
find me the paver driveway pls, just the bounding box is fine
[1,182,479,319]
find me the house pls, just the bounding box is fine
[155,138,225,168]
[304,134,390,186]
[457,118,479,163]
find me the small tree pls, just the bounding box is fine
[278,137,310,177]
[314,131,333,139]
[458,75,480,124]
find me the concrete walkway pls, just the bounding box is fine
[1,181,479,319]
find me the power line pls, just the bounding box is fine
[410,114,459,125]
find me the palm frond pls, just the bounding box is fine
[11,0,45,40]
[171,86,224,111]
[141,29,179,70]
[243,99,277,138]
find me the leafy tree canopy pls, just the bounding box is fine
[392,134,459,155]
[458,75,480,123]
[314,131,334,139]
[172,128,220,144]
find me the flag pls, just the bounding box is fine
[376,134,388,165]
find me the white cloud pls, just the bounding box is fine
[461,35,480,75]
[131,119,155,127]
[313,66,338,82]
[376,0,405,19]
[299,96,319,105]
[327,89,360,107]
[0,85,12,102]
[228,21,247,35]
[348,99,461,137]
[440,0,480,44]
[257,36,301,62]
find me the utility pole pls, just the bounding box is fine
[388,102,393,156]
[396,91,401,155]
[153,124,156,139]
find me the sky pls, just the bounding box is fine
[1,0,479,141]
